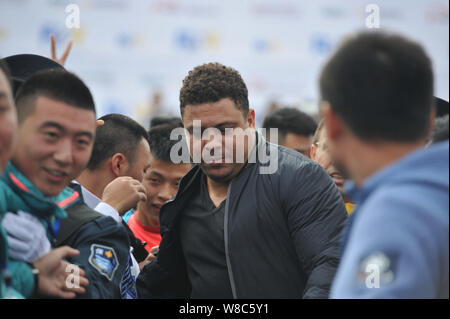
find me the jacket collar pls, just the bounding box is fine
[0,162,79,219]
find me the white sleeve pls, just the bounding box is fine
[94,202,122,223]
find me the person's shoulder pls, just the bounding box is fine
[65,201,103,218]
[59,202,128,246]
[70,214,129,250]
[355,185,448,243]
[0,179,22,211]
[364,181,447,218]
[273,143,328,183]
[275,144,319,169]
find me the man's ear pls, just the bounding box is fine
[310,143,316,160]
[247,109,256,128]
[110,153,127,177]
[321,101,343,143]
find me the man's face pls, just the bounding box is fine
[182,98,255,183]
[12,96,96,197]
[282,132,313,157]
[0,70,17,173]
[141,153,192,218]
[124,137,151,182]
[311,128,346,196]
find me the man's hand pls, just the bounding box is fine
[34,246,89,298]
[138,246,159,270]
[101,176,147,215]
[50,34,72,66]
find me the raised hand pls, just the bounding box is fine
[101,176,147,215]
[139,246,159,270]
[50,34,73,66]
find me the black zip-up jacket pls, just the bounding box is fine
[137,133,348,298]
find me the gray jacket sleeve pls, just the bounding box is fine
[281,159,348,299]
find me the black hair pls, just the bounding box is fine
[148,122,188,163]
[0,59,13,89]
[150,116,183,129]
[262,107,317,143]
[180,62,249,116]
[15,69,96,123]
[86,113,149,170]
[320,31,434,142]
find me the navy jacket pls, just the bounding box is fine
[137,133,348,299]
[57,202,130,299]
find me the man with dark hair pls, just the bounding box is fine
[319,32,448,298]
[1,68,131,299]
[0,59,92,299]
[124,123,192,259]
[137,62,347,299]
[75,113,151,298]
[0,68,128,298]
[262,107,317,157]
[85,114,149,172]
[310,119,355,214]
[76,113,150,217]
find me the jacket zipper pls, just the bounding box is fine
[224,180,237,299]
[223,132,262,299]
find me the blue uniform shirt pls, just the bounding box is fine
[331,141,449,298]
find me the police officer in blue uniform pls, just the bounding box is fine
[56,201,131,299]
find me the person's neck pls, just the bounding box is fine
[136,202,160,228]
[349,139,426,187]
[206,177,230,207]
[76,169,111,200]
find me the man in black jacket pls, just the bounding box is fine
[137,63,348,299]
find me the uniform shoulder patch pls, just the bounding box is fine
[88,244,119,281]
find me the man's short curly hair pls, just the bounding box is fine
[179,62,249,116]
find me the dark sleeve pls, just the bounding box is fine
[136,228,190,298]
[121,220,148,263]
[64,216,130,299]
[281,159,348,299]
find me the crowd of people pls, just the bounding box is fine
[0,30,448,299]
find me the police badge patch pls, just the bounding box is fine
[88,244,119,281]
